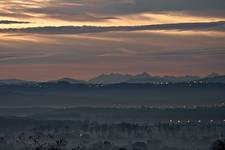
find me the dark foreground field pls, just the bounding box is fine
[0,107,224,150]
[1,82,225,107]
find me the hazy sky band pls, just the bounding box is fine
[0,0,225,80]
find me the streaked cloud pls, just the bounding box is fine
[0,20,30,24]
[0,21,224,34]
[0,0,225,80]
[15,0,225,19]
[0,0,225,27]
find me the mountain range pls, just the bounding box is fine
[89,72,225,84]
[0,73,225,107]
[0,73,225,85]
[0,79,35,85]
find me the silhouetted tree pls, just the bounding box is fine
[210,139,225,150]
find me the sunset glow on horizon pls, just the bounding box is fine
[1,0,225,80]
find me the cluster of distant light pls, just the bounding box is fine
[151,81,209,84]
[152,81,214,86]
[88,82,216,87]
[111,102,225,109]
[168,119,225,124]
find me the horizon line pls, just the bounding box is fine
[0,72,222,82]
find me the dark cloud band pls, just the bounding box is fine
[0,20,30,24]
[0,21,224,34]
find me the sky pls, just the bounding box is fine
[0,0,225,81]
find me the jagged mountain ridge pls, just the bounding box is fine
[89,73,225,84]
[0,73,225,85]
